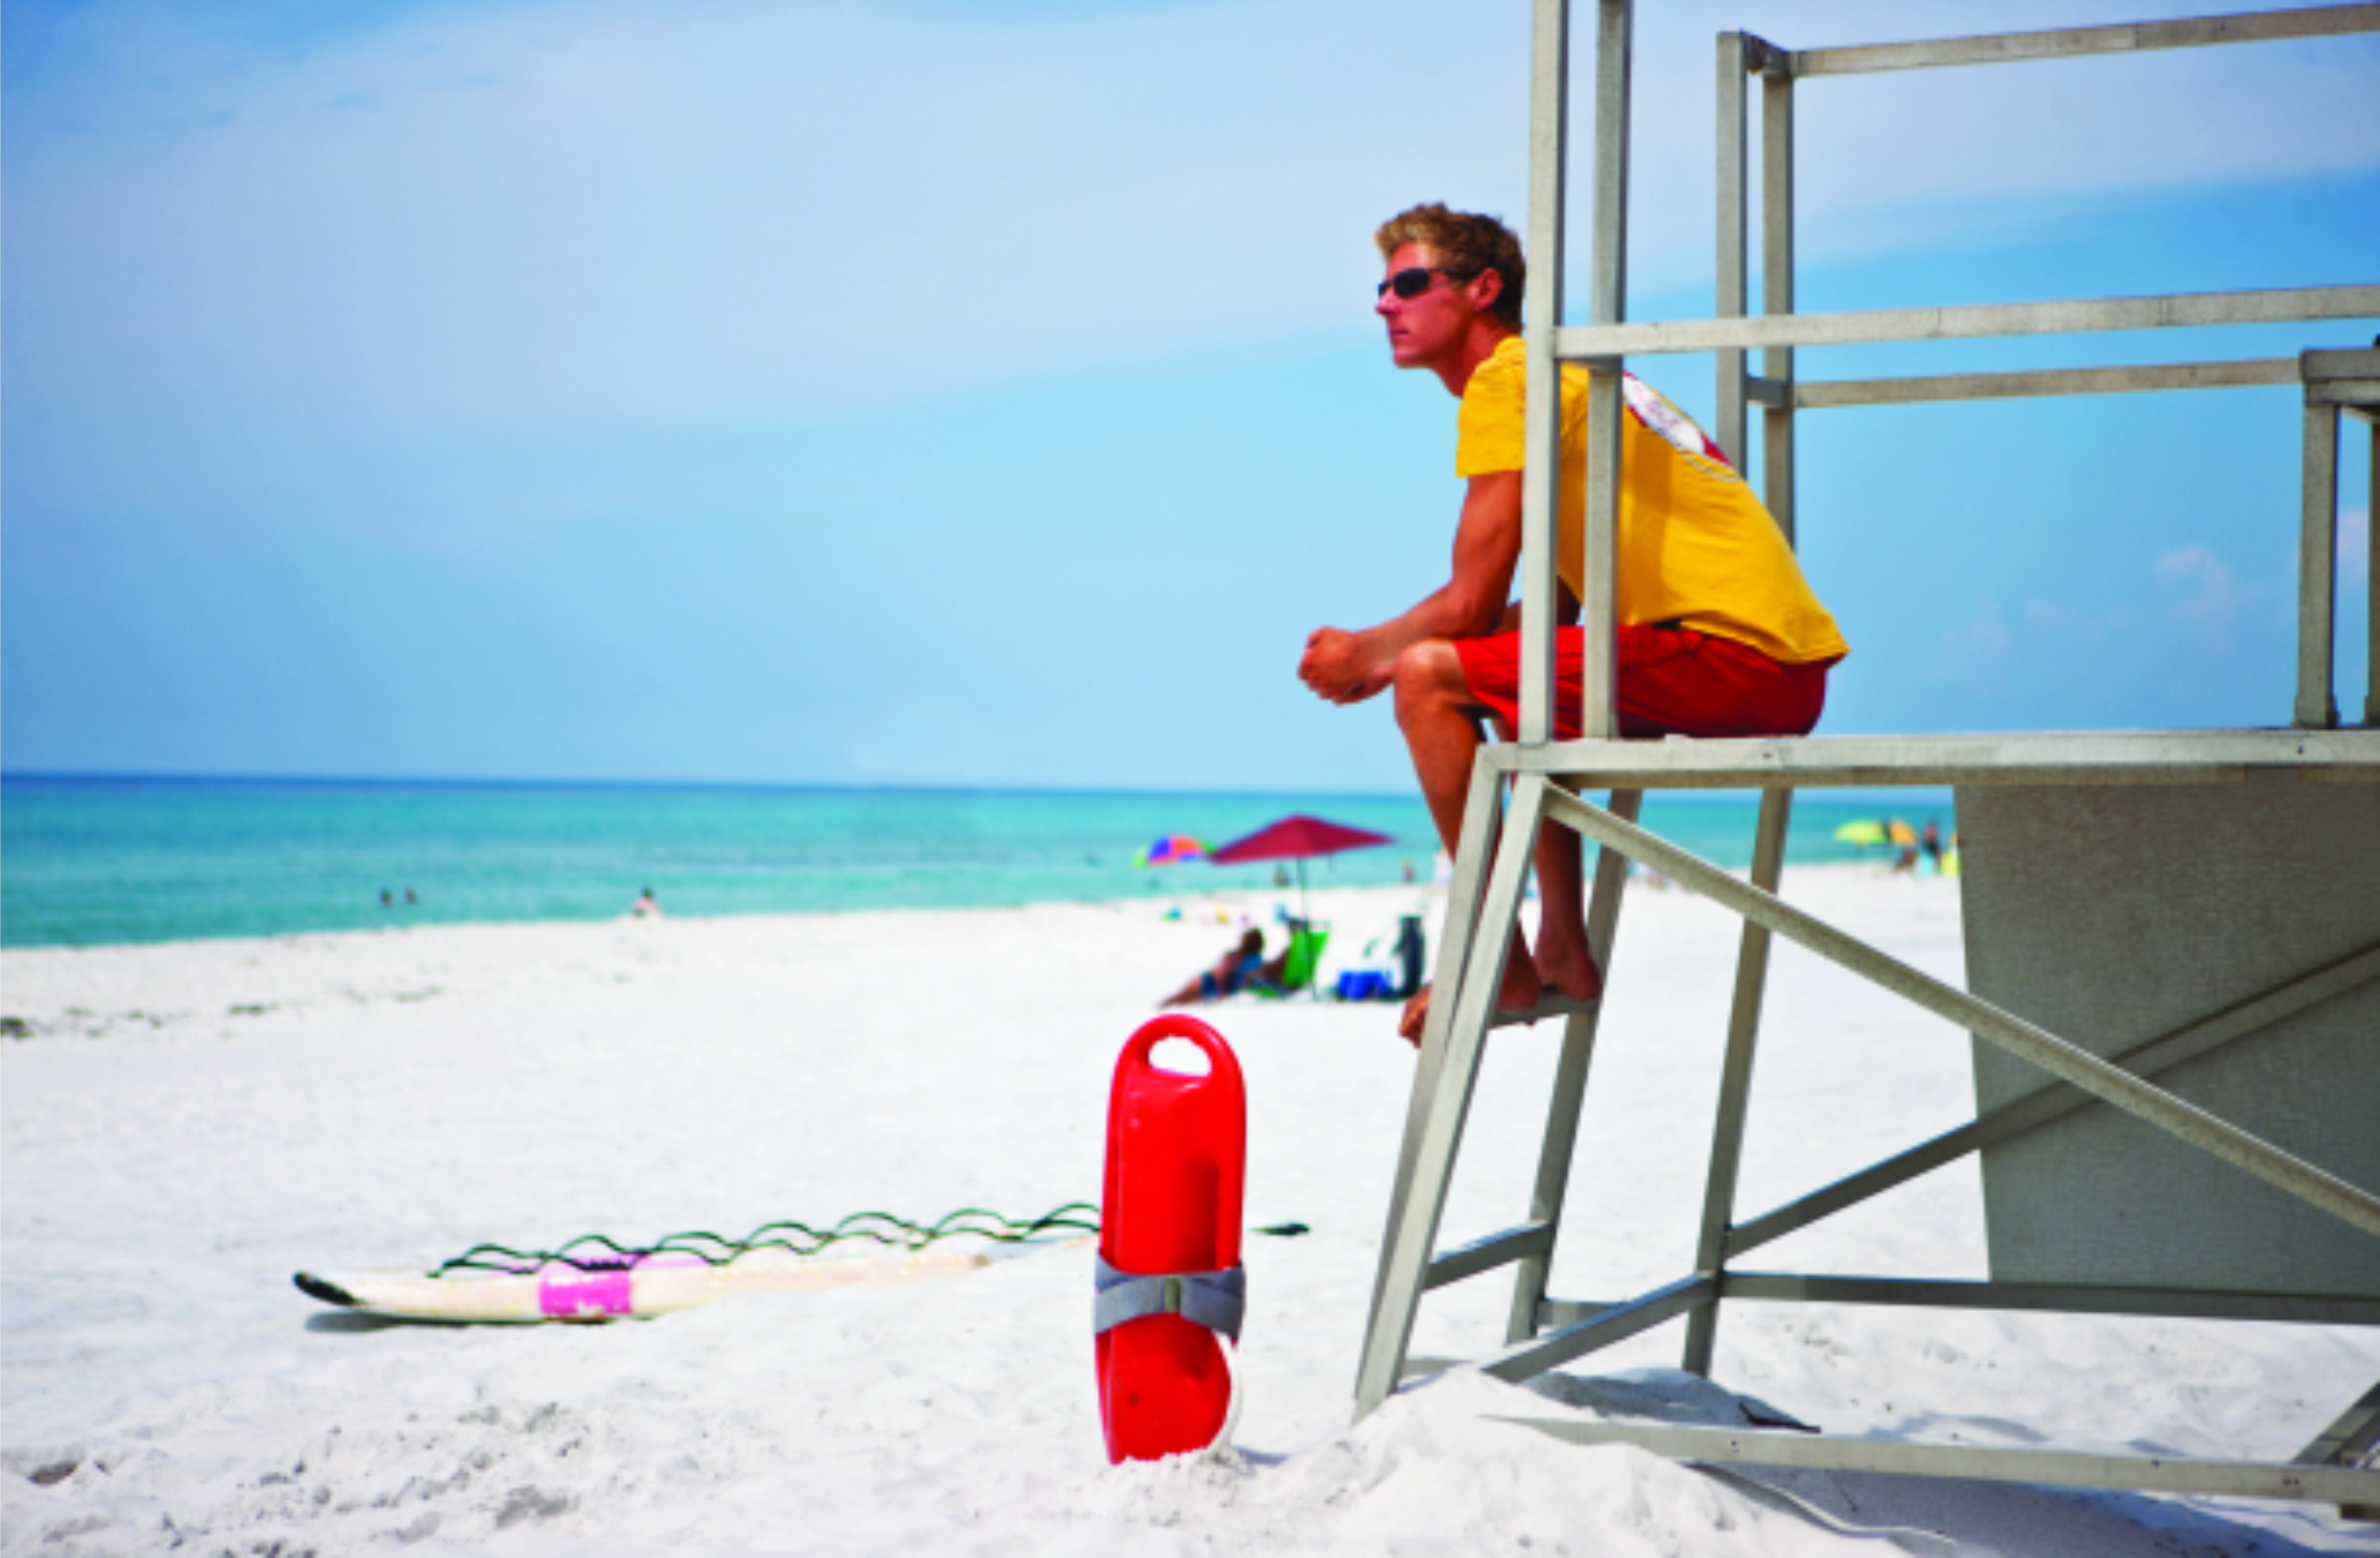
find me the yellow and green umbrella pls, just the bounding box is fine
[1835,819,1919,850]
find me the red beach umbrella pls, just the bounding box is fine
[1208,815,1395,920]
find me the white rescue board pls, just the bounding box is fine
[295,1246,987,1323]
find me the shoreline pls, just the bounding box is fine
[0,858,1919,964]
[2,776,1956,954]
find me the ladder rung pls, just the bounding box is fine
[1424,1221,1555,1291]
[1491,993,1601,1030]
[1534,1296,1622,1330]
[2294,1378,2380,1469]
[1480,1275,1717,1383]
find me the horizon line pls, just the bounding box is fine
[0,767,1427,803]
[0,768,1956,808]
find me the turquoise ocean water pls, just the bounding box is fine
[0,776,1954,949]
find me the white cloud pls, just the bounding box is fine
[4,0,1533,445]
[1925,538,2301,699]
[6,0,2373,466]
[2154,542,2247,627]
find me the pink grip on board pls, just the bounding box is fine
[539,1268,636,1317]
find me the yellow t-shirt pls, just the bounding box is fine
[1454,336,1848,666]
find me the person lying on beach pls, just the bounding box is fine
[1158,929,1276,1008]
[1296,203,1848,1046]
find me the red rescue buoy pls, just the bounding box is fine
[1095,1014,1246,1464]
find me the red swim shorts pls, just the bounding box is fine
[1454,624,1832,740]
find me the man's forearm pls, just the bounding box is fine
[1300,473,1527,704]
[1354,581,1509,675]
[1348,560,1573,676]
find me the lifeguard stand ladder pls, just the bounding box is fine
[1355,0,2380,1514]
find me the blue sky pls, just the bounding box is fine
[5,0,2375,790]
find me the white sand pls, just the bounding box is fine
[5,868,2374,1554]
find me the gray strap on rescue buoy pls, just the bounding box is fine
[1093,1256,1245,1342]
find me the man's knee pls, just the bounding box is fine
[1393,639,1470,727]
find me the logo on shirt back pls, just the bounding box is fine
[1622,375,1736,473]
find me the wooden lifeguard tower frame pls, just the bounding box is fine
[1353,0,2380,1512]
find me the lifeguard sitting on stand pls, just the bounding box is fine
[1298,203,1848,1044]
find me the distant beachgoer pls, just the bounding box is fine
[1274,865,1291,889]
[1921,819,1943,872]
[632,888,663,919]
[1159,929,1273,1008]
[1402,859,1416,884]
[379,889,393,907]
[1297,204,1847,1048]
[405,888,419,905]
[1391,915,1426,999]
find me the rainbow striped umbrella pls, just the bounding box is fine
[1135,834,1209,867]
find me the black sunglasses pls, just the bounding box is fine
[1376,266,1468,301]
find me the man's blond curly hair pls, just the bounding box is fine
[1373,203,1527,330]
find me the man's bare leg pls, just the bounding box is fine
[1524,787,1603,1003]
[1392,640,1544,1043]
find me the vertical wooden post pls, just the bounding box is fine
[1577,0,1632,741]
[1355,779,1553,1414]
[1505,789,1643,1344]
[1760,52,1795,543]
[2297,386,2340,729]
[1714,33,1750,468]
[1680,790,1794,1376]
[1519,0,1573,748]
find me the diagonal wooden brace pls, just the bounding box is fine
[1541,787,2380,1241]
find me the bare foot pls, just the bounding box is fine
[1497,943,1546,1013]
[1395,945,1547,1048]
[1531,932,1604,1003]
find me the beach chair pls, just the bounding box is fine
[1246,925,1328,1000]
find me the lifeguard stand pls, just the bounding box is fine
[1354,1,2380,1511]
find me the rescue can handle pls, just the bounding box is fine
[1105,1014,1247,1281]
[1110,1013,1246,1098]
